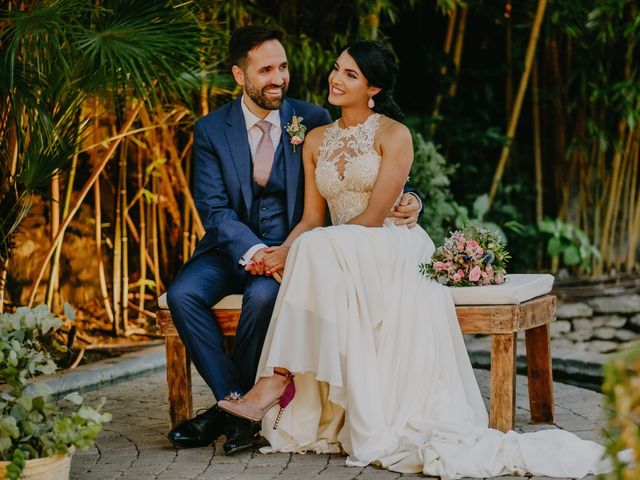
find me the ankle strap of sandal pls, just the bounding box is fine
[273,369,294,380]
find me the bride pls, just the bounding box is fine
[219,41,614,479]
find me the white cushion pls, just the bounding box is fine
[447,273,554,306]
[157,274,554,310]
[157,293,243,310]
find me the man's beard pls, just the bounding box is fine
[245,77,288,110]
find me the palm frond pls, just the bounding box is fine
[74,0,202,103]
[0,0,88,88]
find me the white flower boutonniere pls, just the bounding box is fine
[285,115,307,153]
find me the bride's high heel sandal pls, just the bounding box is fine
[218,370,295,430]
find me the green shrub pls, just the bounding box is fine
[0,305,111,479]
[409,132,458,244]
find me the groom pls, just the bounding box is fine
[166,26,421,454]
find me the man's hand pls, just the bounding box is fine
[388,192,420,228]
[245,247,269,275]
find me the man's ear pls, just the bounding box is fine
[232,65,245,86]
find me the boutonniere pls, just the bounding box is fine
[285,115,307,153]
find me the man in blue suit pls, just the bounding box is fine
[166,26,421,455]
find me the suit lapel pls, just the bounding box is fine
[280,100,302,227]
[225,97,253,214]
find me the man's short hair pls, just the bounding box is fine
[229,26,284,69]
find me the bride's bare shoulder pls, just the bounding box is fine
[377,115,411,146]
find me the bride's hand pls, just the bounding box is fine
[263,246,290,277]
[388,192,420,228]
[271,268,284,284]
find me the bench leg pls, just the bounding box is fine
[525,323,555,423]
[165,335,192,428]
[490,333,516,432]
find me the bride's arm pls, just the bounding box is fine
[347,121,414,227]
[262,127,328,276]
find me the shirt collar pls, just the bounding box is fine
[240,95,281,131]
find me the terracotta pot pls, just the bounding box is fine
[0,448,73,479]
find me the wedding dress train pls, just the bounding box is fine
[255,114,613,479]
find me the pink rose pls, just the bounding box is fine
[495,274,504,284]
[442,261,452,271]
[452,272,462,282]
[486,265,494,277]
[466,240,479,249]
[290,136,303,145]
[468,266,481,282]
[456,242,465,251]
[434,261,445,271]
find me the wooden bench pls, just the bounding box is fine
[156,287,557,433]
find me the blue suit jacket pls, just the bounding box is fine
[192,97,332,263]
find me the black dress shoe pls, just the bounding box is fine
[167,405,227,448]
[223,415,256,455]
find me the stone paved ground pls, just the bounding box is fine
[70,368,605,480]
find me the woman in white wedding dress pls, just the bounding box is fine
[219,41,614,479]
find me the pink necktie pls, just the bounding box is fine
[253,120,274,186]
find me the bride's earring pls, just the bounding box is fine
[368,95,375,109]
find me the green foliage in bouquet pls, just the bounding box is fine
[419,226,510,286]
[0,306,111,480]
[601,341,639,480]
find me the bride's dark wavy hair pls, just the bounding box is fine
[342,41,404,121]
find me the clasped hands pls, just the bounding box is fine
[245,192,421,283]
[245,245,289,283]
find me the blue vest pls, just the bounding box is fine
[249,146,288,246]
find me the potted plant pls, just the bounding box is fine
[0,305,110,479]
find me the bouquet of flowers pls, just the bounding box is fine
[419,227,510,286]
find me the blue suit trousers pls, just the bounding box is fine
[166,251,279,400]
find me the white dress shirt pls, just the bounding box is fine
[239,96,281,266]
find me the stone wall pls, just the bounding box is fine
[553,294,640,353]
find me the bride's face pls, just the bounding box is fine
[328,50,377,108]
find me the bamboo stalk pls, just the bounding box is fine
[120,140,129,335]
[137,148,147,323]
[599,123,629,269]
[47,146,80,309]
[0,259,8,313]
[430,6,457,131]
[0,123,19,312]
[94,173,115,324]
[150,175,161,298]
[488,0,548,206]
[448,5,468,98]
[181,141,192,263]
[173,157,204,238]
[200,83,209,117]
[127,300,157,319]
[45,172,61,309]
[626,130,639,270]
[505,2,513,122]
[532,59,543,225]
[112,142,123,335]
[27,101,143,307]
[123,210,163,289]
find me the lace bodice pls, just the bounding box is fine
[315,114,382,225]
